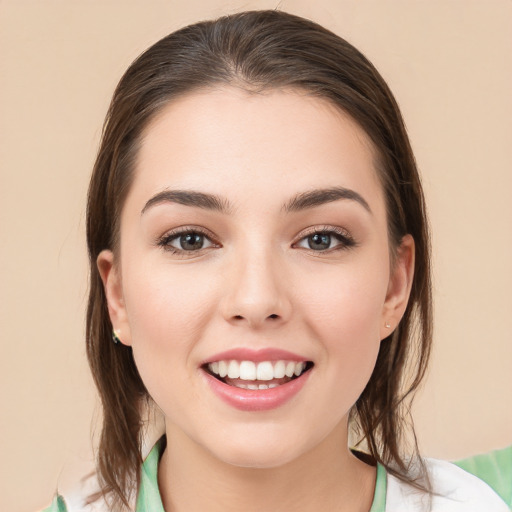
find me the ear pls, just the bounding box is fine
[380,234,415,340]
[97,249,132,346]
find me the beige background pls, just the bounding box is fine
[1,1,511,511]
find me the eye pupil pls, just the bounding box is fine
[180,233,203,250]
[309,233,331,250]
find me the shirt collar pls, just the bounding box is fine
[136,436,387,512]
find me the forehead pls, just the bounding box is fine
[128,87,384,216]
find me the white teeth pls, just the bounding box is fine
[256,361,274,381]
[294,362,306,376]
[285,361,296,378]
[273,360,286,378]
[227,360,240,379]
[218,360,228,378]
[229,382,280,390]
[239,361,256,380]
[207,359,309,381]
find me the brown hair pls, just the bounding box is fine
[86,9,432,509]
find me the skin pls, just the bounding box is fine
[98,87,414,512]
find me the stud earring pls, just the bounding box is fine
[385,321,391,329]
[112,329,122,344]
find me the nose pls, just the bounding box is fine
[220,247,292,329]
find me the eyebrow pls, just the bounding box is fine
[141,190,233,215]
[141,186,371,215]
[283,186,371,214]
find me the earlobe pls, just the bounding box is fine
[380,234,415,340]
[97,249,132,346]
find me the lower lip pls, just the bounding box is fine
[202,369,311,412]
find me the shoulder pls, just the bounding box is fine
[39,471,108,512]
[40,433,165,512]
[386,458,510,512]
[41,495,68,512]
[454,445,512,507]
[40,490,105,512]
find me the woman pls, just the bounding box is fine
[44,10,509,512]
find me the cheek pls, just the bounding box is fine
[120,260,219,400]
[298,262,388,339]
[124,257,216,337]
[296,261,388,388]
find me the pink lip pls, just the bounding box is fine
[201,347,309,365]
[202,366,312,412]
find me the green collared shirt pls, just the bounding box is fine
[44,442,511,511]
[455,446,512,508]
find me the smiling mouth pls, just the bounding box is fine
[203,360,314,389]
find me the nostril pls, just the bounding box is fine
[230,313,281,323]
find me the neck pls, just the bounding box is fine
[158,422,376,512]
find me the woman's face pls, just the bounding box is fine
[99,87,413,468]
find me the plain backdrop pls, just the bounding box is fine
[1,1,511,511]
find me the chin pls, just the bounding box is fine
[216,449,298,470]
[205,429,311,470]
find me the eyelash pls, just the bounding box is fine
[156,225,356,256]
[295,225,357,252]
[156,227,219,257]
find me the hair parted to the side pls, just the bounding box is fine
[86,9,432,509]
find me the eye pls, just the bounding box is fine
[295,227,356,252]
[157,228,217,254]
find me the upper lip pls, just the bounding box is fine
[200,348,311,366]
